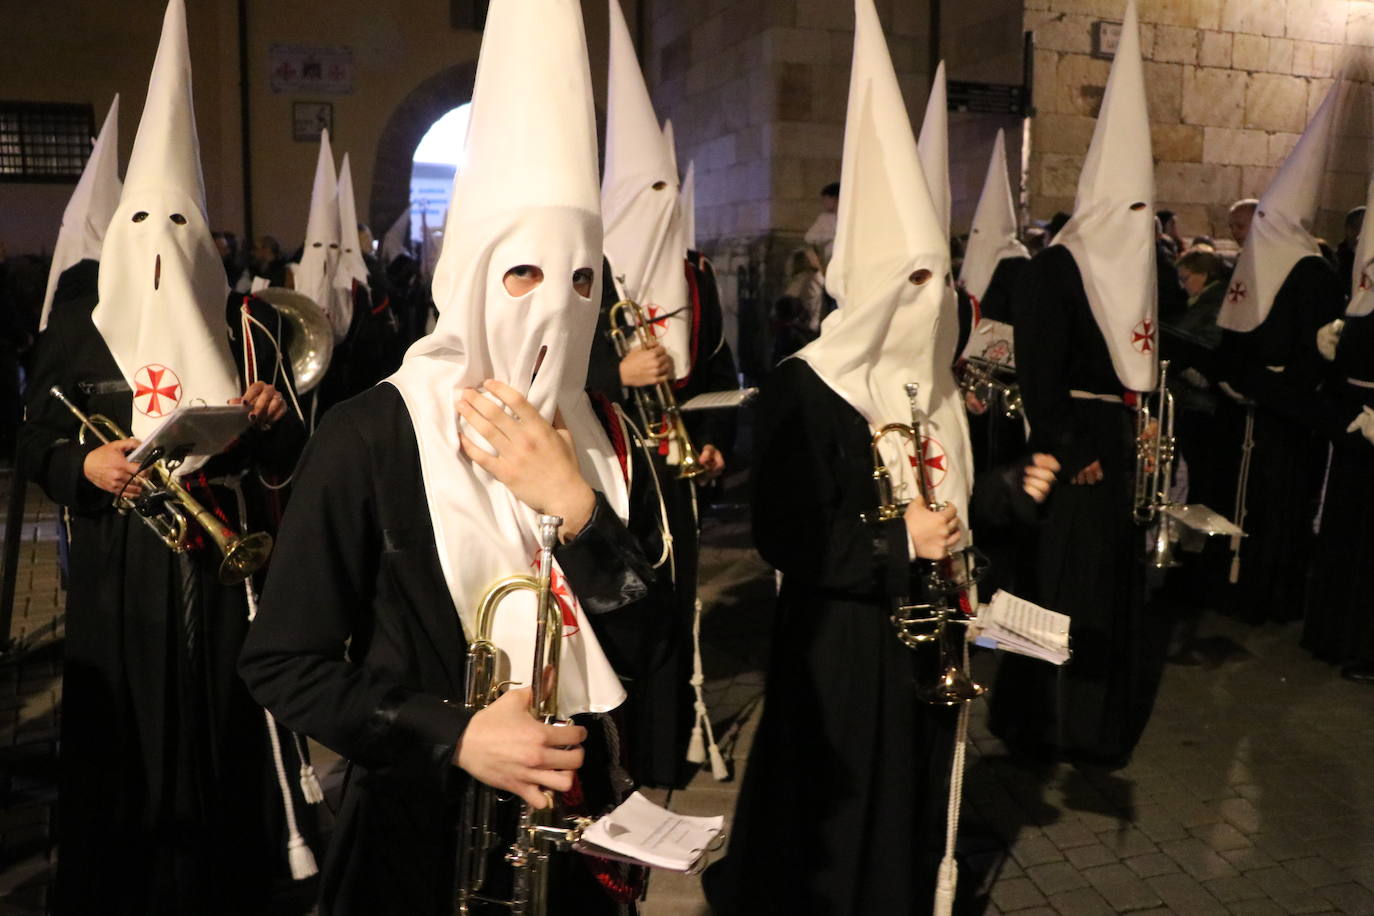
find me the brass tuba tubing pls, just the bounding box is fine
[606,299,706,480]
[48,386,273,585]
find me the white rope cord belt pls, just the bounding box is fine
[1068,390,1123,404]
[1347,376,1374,390]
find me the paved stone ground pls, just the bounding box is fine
[2,468,1373,915]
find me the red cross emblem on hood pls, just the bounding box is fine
[133,364,182,418]
[1227,281,1247,304]
[909,435,948,491]
[1131,319,1155,354]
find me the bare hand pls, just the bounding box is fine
[1023,453,1060,503]
[696,444,725,480]
[1071,459,1104,486]
[83,438,146,497]
[457,379,597,539]
[619,342,674,387]
[453,687,587,810]
[905,502,961,560]
[230,381,286,430]
[964,391,988,416]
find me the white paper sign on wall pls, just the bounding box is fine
[270,44,354,95]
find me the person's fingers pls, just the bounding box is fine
[945,531,962,547]
[460,388,518,436]
[1032,453,1061,472]
[540,747,584,771]
[457,396,509,448]
[939,504,957,520]
[458,431,499,473]
[483,379,540,424]
[112,438,141,455]
[510,782,551,810]
[542,723,586,747]
[523,768,574,794]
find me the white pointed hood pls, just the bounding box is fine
[1219,80,1339,331]
[959,129,1030,304]
[336,152,370,289]
[602,0,693,379]
[41,95,123,332]
[296,130,352,340]
[1051,0,1157,392]
[917,61,951,240]
[92,0,239,474]
[385,0,628,716]
[1347,175,1374,317]
[797,0,972,542]
[662,118,678,176]
[379,208,410,266]
[682,160,698,251]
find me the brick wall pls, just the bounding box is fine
[1025,0,1374,246]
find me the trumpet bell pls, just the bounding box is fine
[918,666,986,706]
[217,532,275,585]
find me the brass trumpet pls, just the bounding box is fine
[606,298,705,480]
[1132,360,1180,570]
[956,356,1023,421]
[861,382,984,706]
[50,386,273,585]
[458,514,585,916]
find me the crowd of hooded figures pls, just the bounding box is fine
[12,0,1374,914]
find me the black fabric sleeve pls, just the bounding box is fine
[751,362,906,593]
[238,412,470,778]
[681,261,740,460]
[16,303,108,510]
[553,490,652,616]
[1014,252,1097,477]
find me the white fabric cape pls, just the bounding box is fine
[41,96,122,332]
[385,0,629,716]
[1049,0,1157,392]
[796,0,971,544]
[91,0,240,475]
[1219,81,1339,332]
[959,129,1029,305]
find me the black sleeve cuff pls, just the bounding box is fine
[555,491,652,616]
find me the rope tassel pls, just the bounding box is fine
[293,732,325,804]
[687,599,728,780]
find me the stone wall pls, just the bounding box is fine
[1025,0,1374,247]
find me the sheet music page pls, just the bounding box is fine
[579,792,724,872]
[678,388,759,411]
[976,590,1071,664]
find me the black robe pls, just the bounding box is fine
[989,244,1158,765]
[18,266,307,915]
[583,253,738,787]
[703,359,957,915]
[1302,312,1374,663]
[237,384,664,916]
[1217,255,1342,623]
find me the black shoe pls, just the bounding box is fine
[1340,662,1374,685]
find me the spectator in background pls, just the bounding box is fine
[247,235,288,289]
[212,230,241,285]
[1158,208,1184,257]
[1228,198,1258,247]
[1158,213,1187,322]
[804,181,839,269]
[771,247,824,364]
[1023,225,1048,256]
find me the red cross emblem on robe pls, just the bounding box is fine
[1131,319,1155,354]
[645,305,670,339]
[909,435,948,491]
[533,549,580,637]
[983,339,1012,364]
[1227,281,1247,304]
[133,364,182,418]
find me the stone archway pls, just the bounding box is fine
[368,60,479,235]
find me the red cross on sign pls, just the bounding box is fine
[1131,319,1155,354]
[1227,281,1247,304]
[133,364,182,418]
[908,435,948,491]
